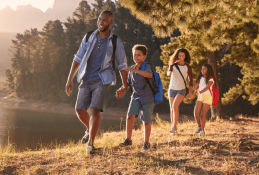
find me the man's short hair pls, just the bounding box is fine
[101,11,113,17]
[132,44,148,55]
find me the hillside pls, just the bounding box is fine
[1,115,259,174]
[0,0,95,33]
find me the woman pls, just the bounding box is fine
[167,48,193,134]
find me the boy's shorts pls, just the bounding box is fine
[197,94,212,106]
[75,80,111,112]
[127,99,154,123]
[168,89,186,98]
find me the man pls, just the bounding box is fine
[65,11,128,154]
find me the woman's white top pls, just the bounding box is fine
[169,64,192,90]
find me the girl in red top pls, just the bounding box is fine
[167,48,193,134]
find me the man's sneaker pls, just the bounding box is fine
[81,130,89,144]
[119,138,132,147]
[141,142,150,151]
[194,126,201,134]
[169,126,177,134]
[86,145,95,154]
[200,130,205,136]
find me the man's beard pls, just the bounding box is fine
[98,24,110,32]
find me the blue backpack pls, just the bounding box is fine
[128,62,163,104]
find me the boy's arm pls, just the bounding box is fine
[126,67,152,78]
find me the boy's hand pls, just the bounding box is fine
[125,67,135,72]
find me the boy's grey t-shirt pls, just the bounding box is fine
[129,63,154,105]
[82,35,109,82]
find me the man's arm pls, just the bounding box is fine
[120,70,128,89]
[66,61,80,96]
[66,34,88,96]
[114,37,128,98]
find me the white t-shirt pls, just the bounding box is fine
[198,77,214,95]
[169,65,188,90]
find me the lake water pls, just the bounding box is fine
[0,104,130,151]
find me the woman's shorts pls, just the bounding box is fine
[127,99,154,123]
[197,94,212,106]
[168,89,186,98]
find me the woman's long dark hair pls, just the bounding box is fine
[168,48,191,65]
[196,63,217,88]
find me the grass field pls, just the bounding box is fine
[1,115,259,174]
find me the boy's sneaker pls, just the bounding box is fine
[200,130,205,136]
[119,138,132,147]
[141,142,150,151]
[86,145,95,154]
[194,126,201,134]
[169,126,177,134]
[81,130,89,144]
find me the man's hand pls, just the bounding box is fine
[115,86,128,99]
[66,81,73,96]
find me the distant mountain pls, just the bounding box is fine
[0,0,95,33]
[0,0,95,77]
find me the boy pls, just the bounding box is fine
[116,44,154,150]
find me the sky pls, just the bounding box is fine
[0,0,55,12]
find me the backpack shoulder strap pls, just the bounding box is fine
[174,63,187,88]
[111,34,117,70]
[112,34,117,57]
[128,71,133,92]
[85,31,94,43]
[141,62,147,71]
[142,62,156,95]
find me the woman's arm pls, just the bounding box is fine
[187,64,194,99]
[167,65,173,76]
[190,84,199,99]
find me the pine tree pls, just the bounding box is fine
[119,0,259,119]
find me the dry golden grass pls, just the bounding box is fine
[1,114,259,174]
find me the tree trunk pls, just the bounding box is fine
[207,51,224,120]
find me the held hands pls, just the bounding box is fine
[65,81,73,96]
[189,89,198,99]
[167,71,172,77]
[115,86,128,99]
[189,93,195,100]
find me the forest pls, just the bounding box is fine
[5,0,259,118]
